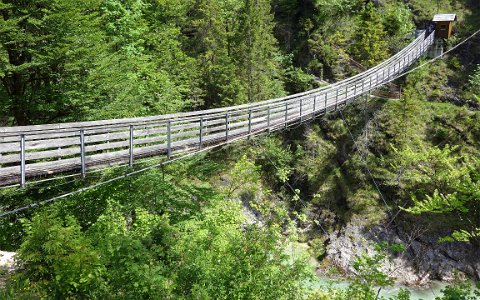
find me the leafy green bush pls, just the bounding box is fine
[15,211,106,298]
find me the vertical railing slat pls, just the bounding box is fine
[226,113,229,141]
[129,125,134,167]
[299,98,303,123]
[20,134,25,188]
[167,121,171,159]
[324,93,328,113]
[199,117,204,149]
[335,89,339,111]
[248,109,252,137]
[267,106,271,132]
[285,103,288,128]
[80,129,86,178]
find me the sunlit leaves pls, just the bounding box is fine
[394,145,480,243]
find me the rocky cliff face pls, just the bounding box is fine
[323,221,480,286]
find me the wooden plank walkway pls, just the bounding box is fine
[0,31,435,187]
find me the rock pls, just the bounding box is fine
[322,222,480,286]
[0,251,16,272]
[0,251,17,287]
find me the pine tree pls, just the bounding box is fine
[349,1,389,68]
[186,0,243,107]
[235,0,284,103]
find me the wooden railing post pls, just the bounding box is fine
[225,113,229,141]
[335,89,339,111]
[199,117,204,149]
[267,106,271,132]
[324,93,328,113]
[248,109,252,138]
[80,129,86,178]
[20,134,25,188]
[299,98,303,123]
[129,125,134,167]
[312,95,317,119]
[284,103,288,128]
[345,85,348,104]
[167,121,171,159]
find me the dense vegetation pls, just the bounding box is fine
[1,0,480,299]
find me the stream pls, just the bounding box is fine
[309,276,449,300]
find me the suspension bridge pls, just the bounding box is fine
[0,31,435,188]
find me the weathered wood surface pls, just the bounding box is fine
[0,31,435,187]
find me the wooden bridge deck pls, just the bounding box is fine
[0,31,435,187]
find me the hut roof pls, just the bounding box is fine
[433,14,457,22]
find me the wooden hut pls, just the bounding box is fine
[432,14,457,39]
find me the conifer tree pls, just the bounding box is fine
[235,0,284,103]
[186,0,243,107]
[349,1,389,68]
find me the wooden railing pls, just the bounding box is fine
[0,31,435,187]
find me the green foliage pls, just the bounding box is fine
[170,199,310,299]
[404,59,453,102]
[1,154,312,298]
[14,212,106,298]
[0,0,107,125]
[394,145,480,243]
[468,65,480,103]
[224,153,262,198]
[392,144,466,197]
[381,1,415,51]
[185,0,243,107]
[349,2,389,68]
[435,280,480,300]
[254,137,296,184]
[283,64,316,94]
[309,237,327,260]
[236,0,285,103]
[0,0,197,125]
[345,243,395,300]
[382,2,415,38]
[88,203,172,298]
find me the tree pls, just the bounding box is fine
[349,1,389,68]
[235,0,285,103]
[185,0,243,107]
[102,0,148,54]
[395,145,480,244]
[87,0,197,119]
[0,0,107,125]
